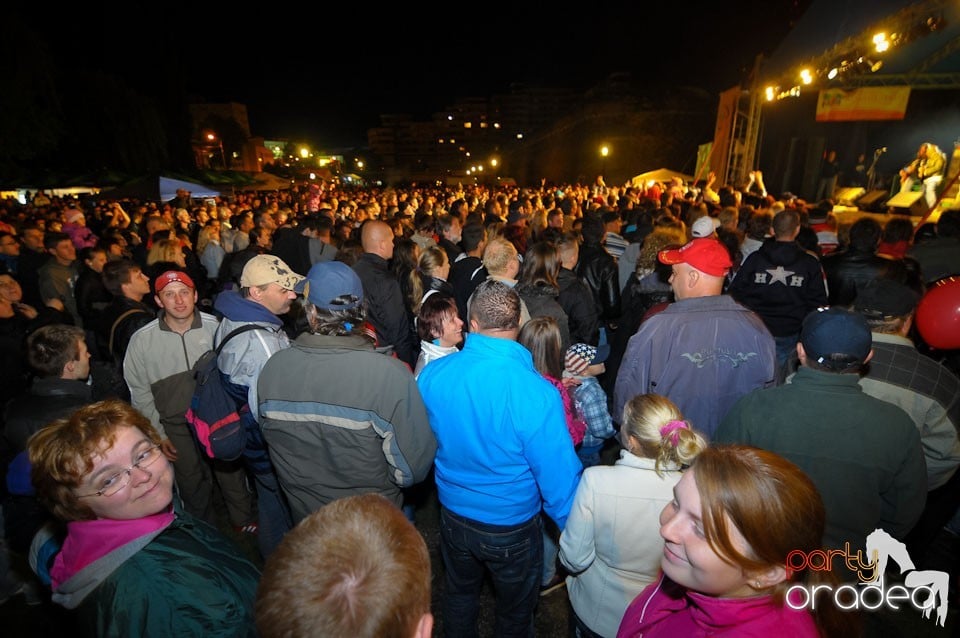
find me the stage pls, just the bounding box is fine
[830,193,957,229]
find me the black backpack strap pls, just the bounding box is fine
[109,308,150,358]
[215,324,273,357]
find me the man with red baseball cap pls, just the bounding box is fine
[124,269,254,531]
[613,238,776,439]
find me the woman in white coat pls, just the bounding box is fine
[559,394,707,638]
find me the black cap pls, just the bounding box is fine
[801,307,872,369]
[853,279,920,319]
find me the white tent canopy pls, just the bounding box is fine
[631,168,694,186]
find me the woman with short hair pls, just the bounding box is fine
[29,400,260,637]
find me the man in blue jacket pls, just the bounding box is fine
[418,279,582,637]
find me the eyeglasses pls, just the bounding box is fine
[78,445,163,498]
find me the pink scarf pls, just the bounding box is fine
[545,375,586,446]
[51,508,175,589]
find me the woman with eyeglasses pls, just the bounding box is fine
[28,399,260,637]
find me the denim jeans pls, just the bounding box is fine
[542,529,558,585]
[571,607,605,638]
[576,443,604,469]
[252,470,292,558]
[439,507,543,638]
[773,333,798,369]
[541,516,561,586]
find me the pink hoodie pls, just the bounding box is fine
[616,575,819,638]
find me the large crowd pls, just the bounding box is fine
[1,171,960,637]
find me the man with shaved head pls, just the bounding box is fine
[614,237,776,439]
[353,220,417,366]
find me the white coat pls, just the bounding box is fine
[558,450,682,638]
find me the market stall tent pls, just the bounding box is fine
[239,172,294,191]
[98,175,221,202]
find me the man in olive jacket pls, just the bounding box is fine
[716,307,926,553]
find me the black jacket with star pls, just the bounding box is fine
[728,238,828,337]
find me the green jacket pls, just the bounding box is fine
[75,512,260,638]
[716,366,927,551]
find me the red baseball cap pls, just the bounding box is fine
[154,270,196,294]
[658,238,733,277]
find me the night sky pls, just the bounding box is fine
[12,1,812,148]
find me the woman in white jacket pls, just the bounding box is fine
[559,394,707,638]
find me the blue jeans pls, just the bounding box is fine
[541,515,562,586]
[947,505,960,536]
[542,529,558,585]
[577,443,604,469]
[439,507,543,638]
[571,608,605,638]
[773,333,799,383]
[252,470,292,558]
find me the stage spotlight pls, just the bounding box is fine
[873,32,890,53]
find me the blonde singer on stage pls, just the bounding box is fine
[899,142,946,209]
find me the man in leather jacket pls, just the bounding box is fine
[822,217,903,307]
[575,213,621,332]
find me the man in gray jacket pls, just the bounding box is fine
[124,270,253,528]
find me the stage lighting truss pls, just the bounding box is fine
[760,1,949,102]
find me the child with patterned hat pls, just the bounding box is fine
[564,342,616,468]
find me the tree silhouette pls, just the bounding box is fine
[0,17,63,172]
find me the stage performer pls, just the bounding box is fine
[899,142,946,209]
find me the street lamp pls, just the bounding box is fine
[600,145,610,176]
[206,132,226,169]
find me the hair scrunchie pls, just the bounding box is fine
[659,420,689,446]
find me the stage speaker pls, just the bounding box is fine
[886,190,929,216]
[834,187,865,205]
[857,189,890,209]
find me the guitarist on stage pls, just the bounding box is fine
[899,142,946,209]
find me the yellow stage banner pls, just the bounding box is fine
[816,87,911,122]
